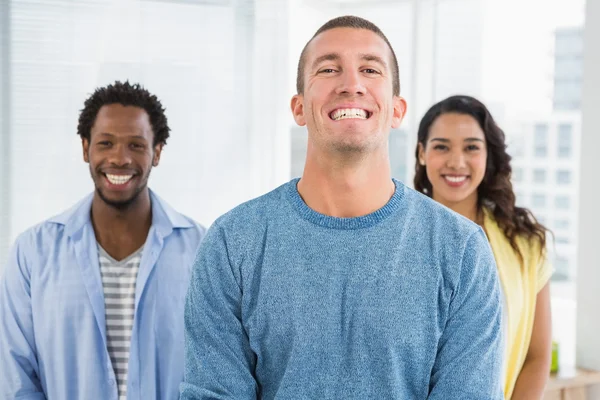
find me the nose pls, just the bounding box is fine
[446,149,466,169]
[336,69,366,96]
[108,143,132,167]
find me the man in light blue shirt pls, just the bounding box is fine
[181,16,504,399]
[0,81,205,400]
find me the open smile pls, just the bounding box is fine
[329,107,372,121]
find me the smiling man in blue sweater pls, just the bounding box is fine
[181,15,504,400]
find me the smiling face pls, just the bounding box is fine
[291,27,406,156]
[82,104,162,210]
[418,112,487,208]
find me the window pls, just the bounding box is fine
[534,123,548,157]
[553,28,583,111]
[552,256,570,281]
[508,135,525,159]
[558,123,573,158]
[555,219,570,230]
[556,170,572,185]
[537,214,547,225]
[555,58,583,80]
[555,28,584,56]
[555,196,570,209]
[532,194,547,208]
[515,191,526,206]
[554,81,582,110]
[533,169,546,183]
[1,0,289,269]
[512,167,524,182]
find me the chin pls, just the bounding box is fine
[436,191,469,205]
[96,188,141,209]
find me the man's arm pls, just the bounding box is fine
[428,229,504,400]
[0,233,46,400]
[180,222,257,400]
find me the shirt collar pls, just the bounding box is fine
[49,189,194,238]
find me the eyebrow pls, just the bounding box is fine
[359,53,388,70]
[97,132,148,141]
[311,53,341,71]
[311,52,388,71]
[429,137,485,143]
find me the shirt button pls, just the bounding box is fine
[108,379,115,386]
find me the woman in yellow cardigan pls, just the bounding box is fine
[413,95,552,399]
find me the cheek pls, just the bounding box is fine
[300,96,316,120]
[87,156,99,170]
[306,100,316,116]
[142,155,154,168]
[374,88,391,110]
[468,155,488,180]
[424,154,446,179]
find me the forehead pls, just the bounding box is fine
[429,113,485,139]
[305,27,393,67]
[91,104,152,139]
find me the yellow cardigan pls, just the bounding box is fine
[483,209,552,399]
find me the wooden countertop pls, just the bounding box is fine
[546,366,600,391]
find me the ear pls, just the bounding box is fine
[152,143,163,167]
[291,94,306,126]
[82,138,90,163]
[391,96,407,129]
[417,142,426,166]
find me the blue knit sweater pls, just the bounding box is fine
[181,179,504,399]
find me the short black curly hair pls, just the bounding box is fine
[77,80,170,146]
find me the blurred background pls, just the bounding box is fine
[1,0,598,396]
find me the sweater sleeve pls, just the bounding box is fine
[428,228,505,400]
[180,222,258,400]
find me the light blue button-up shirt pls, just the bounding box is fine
[0,190,205,400]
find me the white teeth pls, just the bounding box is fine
[331,108,368,121]
[106,174,133,185]
[445,176,467,183]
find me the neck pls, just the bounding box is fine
[298,148,394,218]
[91,189,152,258]
[434,192,480,223]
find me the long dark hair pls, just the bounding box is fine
[413,95,549,262]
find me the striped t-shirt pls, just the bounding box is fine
[98,245,143,400]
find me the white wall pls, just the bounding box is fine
[576,0,600,385]
[0,0,10,271]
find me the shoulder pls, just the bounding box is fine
[4,219,69,280]
[212,180,291,233]
[14,211,74,252]
[399,183,483,242]
[196,181,292,260]
[174,214,207,240]
[393,183,493,283]
[150,190,207,241]
[485,209,545,267]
